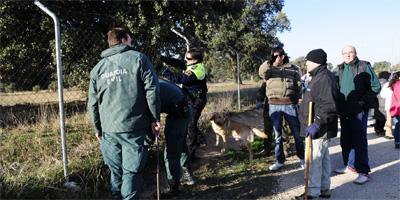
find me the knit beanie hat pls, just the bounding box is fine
[306,49,327,65]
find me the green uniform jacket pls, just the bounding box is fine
[88,44,160,133]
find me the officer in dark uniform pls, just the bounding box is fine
[154,79,193,198]
[158,48,208,161]
[256,82,274,155]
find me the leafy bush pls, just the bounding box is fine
[32,85,41,93]
[48,81,57,92]
[0,82,5,92]
[5,83,16,93]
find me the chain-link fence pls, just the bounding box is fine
[0,1,266,198]
[0,1,114,198]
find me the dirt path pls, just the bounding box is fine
[141,120,399,200]
[268,124,400,200]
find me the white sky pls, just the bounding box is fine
[277,0,400,66]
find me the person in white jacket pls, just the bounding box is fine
[380,81,394,138]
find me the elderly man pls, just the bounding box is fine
[336,45,381,184]
[88,27,160,199]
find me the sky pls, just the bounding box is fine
[277,0,400,66]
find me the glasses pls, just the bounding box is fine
[342,51,355,55]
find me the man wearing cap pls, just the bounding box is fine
[296,49,339,199]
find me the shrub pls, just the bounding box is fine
[32,85,41,93]
[48,81,58,92]
[5,83,16,93]
[0,82,5,92]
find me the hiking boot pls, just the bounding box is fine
[320,189,331,198]
[181,167,195,186]
[353,173,369,185]
[155,180,180,199]
[300,159,305,170]
[334,166,356,174]
[269,162,284,171]
[294,193,317,200]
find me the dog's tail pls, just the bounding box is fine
[251,128,268,139]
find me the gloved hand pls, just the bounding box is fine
[255,101,263,109]
[306,123,319,139]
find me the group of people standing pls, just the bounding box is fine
[87,27,208,199]
[258,46,400,199]
[87,27,400,200]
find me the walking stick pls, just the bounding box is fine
[155,136,160,200]
[304,101,313,200]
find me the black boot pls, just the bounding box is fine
[159,179,180,199]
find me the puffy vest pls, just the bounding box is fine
[264,63,301,103]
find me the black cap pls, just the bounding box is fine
[306,49,327,65]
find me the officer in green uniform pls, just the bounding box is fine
[88,27,160,200]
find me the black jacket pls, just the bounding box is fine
[337,58,381,116]
[299,65,339,139]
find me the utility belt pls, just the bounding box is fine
[168,96,190,118]
[269,98,294,105]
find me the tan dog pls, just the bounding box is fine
[210,111,268,160]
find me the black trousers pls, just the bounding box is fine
[374,109,386,134]
[340,111,371,174]
[187,96,207,160]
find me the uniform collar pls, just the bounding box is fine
[101,44,131,58]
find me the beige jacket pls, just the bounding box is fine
[258,61,301,104]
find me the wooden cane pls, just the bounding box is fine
[156,137,160,200]
[304,101,313,200]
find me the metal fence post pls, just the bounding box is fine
[236,52,241,111]
[34,1,74,188]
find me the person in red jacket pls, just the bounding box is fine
[388,71,400,149]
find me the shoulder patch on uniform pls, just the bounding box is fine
[184,70,193,76]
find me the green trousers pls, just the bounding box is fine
[100,130,148,200]
[164,110,191,181]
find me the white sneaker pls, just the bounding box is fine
[353,173,369,185]
[269,162,284,171]
[300,159,305,169]
[181,167,195,185]
[334,166,356,174]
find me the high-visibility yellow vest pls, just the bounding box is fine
[186,63,206,80]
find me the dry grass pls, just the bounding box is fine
[0,81,260,106]
[0,89,86,106]
[0,81,262,198]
